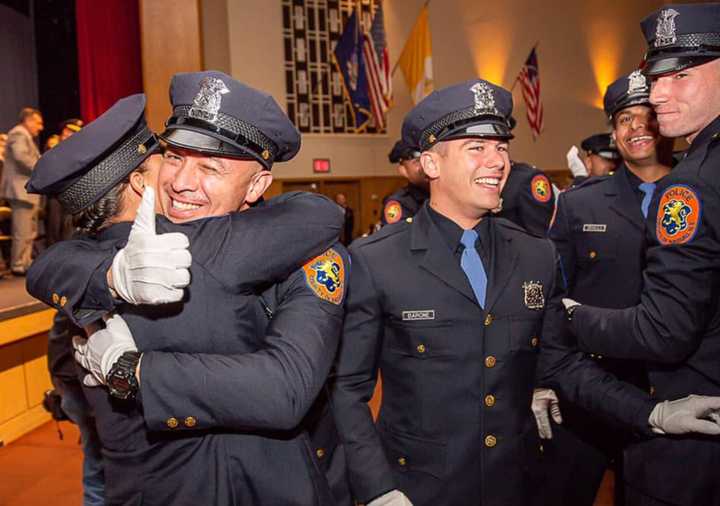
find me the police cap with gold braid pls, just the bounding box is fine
[26,94,158,214]
[641,3,720,76]
[161,71,300,169]
[402,79,514,152]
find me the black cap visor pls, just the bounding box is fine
[609,95,651,119]
[439,118,514,143]
[160,128,260,163]
[643,52,720,76]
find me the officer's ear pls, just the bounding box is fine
[420,151,440,180]
[245,168,273,205]
[128,170,146,197]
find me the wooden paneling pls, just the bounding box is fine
[140,0,203,132]
[271,177,406,241]
[0,342,27,424]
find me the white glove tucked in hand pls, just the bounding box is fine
[366,490,414,506]
[566,146,588,178]
[111,186,191,305]
[649,395,720,435]
[73,313,138,387]
[532,388,563,439]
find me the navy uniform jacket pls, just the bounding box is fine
[550,165,649,388]
[27,193,347,505]
[331,204,566,506]
[380,184,429,226]
[569,117,720,505]
[496,162,555,237]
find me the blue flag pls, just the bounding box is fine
[333,9,371,130]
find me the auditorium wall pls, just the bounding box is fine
[207,0,685,177]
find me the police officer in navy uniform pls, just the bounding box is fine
[26,75,350,505]
[381,140,429,226]
[562,4,720,504]
[330,79,572,506]
[496,160,555,237]
[574,133,621,185]
[545,70,672,506]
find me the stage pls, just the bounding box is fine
[0,275,46,322]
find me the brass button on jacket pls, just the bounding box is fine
[316,448,325,459]
[166,417,179,429]
[484,313,493,326]
[485,435,497,448]
[485,355,497,368]
[184,416,197,428]
[484,394,496,407]
[398,457,407,466]
[416,343,426,354]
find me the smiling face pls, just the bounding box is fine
[421,137,510,227]
[649,59,720,141]
[157,146,272,223]
[612,104,662,166]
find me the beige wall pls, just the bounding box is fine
[210,0,672,176]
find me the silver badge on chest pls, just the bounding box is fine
[522,281,544,310]
[627,70,648,95]
[655,9,680,47]
[470,82,497,116]
[189,76,230,123]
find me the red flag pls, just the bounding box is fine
[517,47,544,140]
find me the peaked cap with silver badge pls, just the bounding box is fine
[161,71,301,169]
[603,70,651,119]
[641,3,720,76]
[402,79,514,152]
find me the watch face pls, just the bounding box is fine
[107,354,139,400]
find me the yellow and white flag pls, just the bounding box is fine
[396,5,433,104]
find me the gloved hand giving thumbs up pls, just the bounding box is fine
[110,186,191,304]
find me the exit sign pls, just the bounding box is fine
[313,158,331,173]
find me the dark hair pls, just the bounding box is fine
[19,107,41,122]
[71,163,149,236]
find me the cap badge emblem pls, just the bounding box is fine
[627,70,648,95]
[470,82,497,116]
[189,76,230,123]
[655,8,679,47]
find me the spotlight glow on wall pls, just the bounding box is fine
[586,19,624,109]
[466,21,511,86]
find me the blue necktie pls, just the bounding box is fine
[460,229,488,308]
[639,182,656,218]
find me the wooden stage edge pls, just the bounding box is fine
[0,307,55,446]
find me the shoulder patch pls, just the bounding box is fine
[302,248,346,304]
[384,200,403,224]
[656,184,701,246]
[531,174,552,203]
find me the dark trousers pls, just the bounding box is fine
[625,484,676,506]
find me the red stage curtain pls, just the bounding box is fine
[75,0,143,122]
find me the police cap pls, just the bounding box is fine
[580,133,620,160]
[402,79,514,152]
[604,70,651,119]
[641,4,720,76]
[161,71,300,169]
[60,118,83,133]
[388,139,420,163]
[26,94,159,214]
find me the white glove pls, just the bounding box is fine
[566,146,588,178]
[73,313,138,387]
[531,388,563,439]
[366,490,414,506]
[110,187,191,305]
[562,298,580,311]
[649,395,720,435]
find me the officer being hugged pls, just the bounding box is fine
[26,73,349,505]
[330,79,565,506]
[563,4,720,504]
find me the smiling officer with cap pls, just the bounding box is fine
[560,4,720,505]
[26,72,351,505]
[331,78,570,506]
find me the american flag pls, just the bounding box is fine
[517,47,544,139]
[363,1,392,129]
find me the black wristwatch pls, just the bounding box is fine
[566,304,581,321]
[106,351,141,400]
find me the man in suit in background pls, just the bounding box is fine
[0,107,43,275]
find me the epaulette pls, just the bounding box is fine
[353,217,412,248]
[490,215,534,235]
[565,175,610,194]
